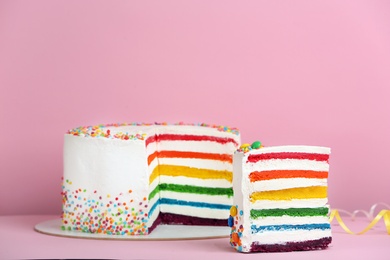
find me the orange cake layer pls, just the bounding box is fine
[249,170,328,182]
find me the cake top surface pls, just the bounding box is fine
[237,141,330,155]
[66,122,240,140]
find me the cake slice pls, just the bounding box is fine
[229,143,332,252]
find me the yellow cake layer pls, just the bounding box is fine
[250,186,327,202]
[149,165,233,184]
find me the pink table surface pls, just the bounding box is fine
[1,215,389,260]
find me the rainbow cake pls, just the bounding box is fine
[229,143,332,252]
[61,122,240,235]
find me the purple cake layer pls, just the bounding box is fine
[160,212,227,226]
[149,212,227,233]
[148,214,163,233]
[250,237,332,253]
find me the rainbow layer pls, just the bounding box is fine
[230,145,332,253]
[146,133,239,230]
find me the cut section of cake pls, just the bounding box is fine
[62,123,240,235]
[229,143,332,252]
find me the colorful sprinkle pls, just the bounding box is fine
[62,179,149,236]
[237,140,264,153]
[229,204,245,252]
[251,141,262,149]
[232,232,240,243]
[66,122,239,140]
[230,206,238,217]
[228,216,234,227]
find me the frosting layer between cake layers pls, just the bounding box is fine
[230,145,332,253]
[62,123,240,235]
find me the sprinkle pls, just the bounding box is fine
[230,206,238,217]
[238,141,264,153]
[228,216,234,227]
[251,141,262,149]
[66,122,239,140]
[61,182,149,236]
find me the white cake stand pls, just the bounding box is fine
[35,219,230,241]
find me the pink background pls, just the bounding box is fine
[1,1,389,216]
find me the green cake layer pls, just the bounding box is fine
[250,207,329,219]
[149,183,233,200]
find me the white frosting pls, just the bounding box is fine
[64,135,148,200]
[251,229,332,245]
[149,177,160,195]
[248,145,331,155]
[157,141,238,154]
[159,176,232,188]
[251,178,327,192]
[251,215,330,226]
[159,190,231,205]
[148,158,159,173]
[158,158,232,171]
[245,159,329,172]
[251,199,329,210]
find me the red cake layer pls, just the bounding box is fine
[247,152,329,163]
[249,237,332,253]
[145,134,238,146]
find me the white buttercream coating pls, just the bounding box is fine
[251,229,332,245]
[251,198,329,210]
[251,215,330,226]
[159,190,231,206]
[248,145,330,155]
[158,158,232,171]
[64,135,148,199]
[159,176,232,188]
[245,159,329,172]
[251,178,327,192]
[158,141,238,154]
